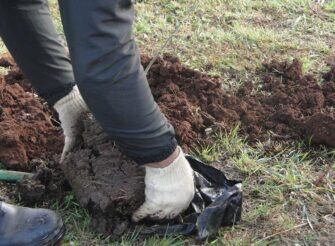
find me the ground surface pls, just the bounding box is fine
[0,0,334,245]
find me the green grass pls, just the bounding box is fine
[133,0,334,78]
[195,130,335,245]
[1,0,335,245]
[50,193,185,245]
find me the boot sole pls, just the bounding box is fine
[26,218,66,246]
[50,223,66,246]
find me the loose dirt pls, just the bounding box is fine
[0,62,62,170]
[143,54,335,148]
[1,53,334,170]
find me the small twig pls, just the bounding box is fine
[50,116,61,126]
[303,204,314,231]
[144,21,182,75]
[327,182,335,202]
[144,2,199,75]
[255,223,307,243]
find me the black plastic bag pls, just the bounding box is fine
[140,155,243,240]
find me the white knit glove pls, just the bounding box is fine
[132,147,195,221]
[54,86,88,163]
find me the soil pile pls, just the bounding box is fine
[236,59,335,146]
[0,52,335,170]
[142,54,227,151]
[142,54,335,148]
[0,58,62,170]
[0,52,334,168]
[1,53,334,170]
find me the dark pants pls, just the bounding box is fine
[0,0,177,164]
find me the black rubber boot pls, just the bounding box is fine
[0,202,65,246]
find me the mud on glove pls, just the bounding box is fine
[132,146,195,221]
[54,85,88,162]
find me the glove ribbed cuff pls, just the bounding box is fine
[53,85,88,113]
[145,146,193,181]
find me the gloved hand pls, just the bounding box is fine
[132,147,195,222]
[53,85,88,162]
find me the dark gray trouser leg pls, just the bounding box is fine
[58,0,177,164]
[0,0,75,105]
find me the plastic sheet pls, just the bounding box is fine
[141,155,243,240]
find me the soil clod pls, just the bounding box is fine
[61,115,145,236]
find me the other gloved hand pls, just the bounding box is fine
[132,147,195,222]
[54,85,88,162]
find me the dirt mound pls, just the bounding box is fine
[142,54,228,151]
[237,59,335,145]
[0,62,63,169]
[142,55,335,148]
[1,52,334,170]
[255,59,335,145]
[61,115,145,236]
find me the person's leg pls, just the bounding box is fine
[0,0,75,105]
[58,0,177,164]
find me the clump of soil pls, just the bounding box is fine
[0,74,63,169]
[17,159,70,205]
[0,52,15,68]
[61,115,145,236]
